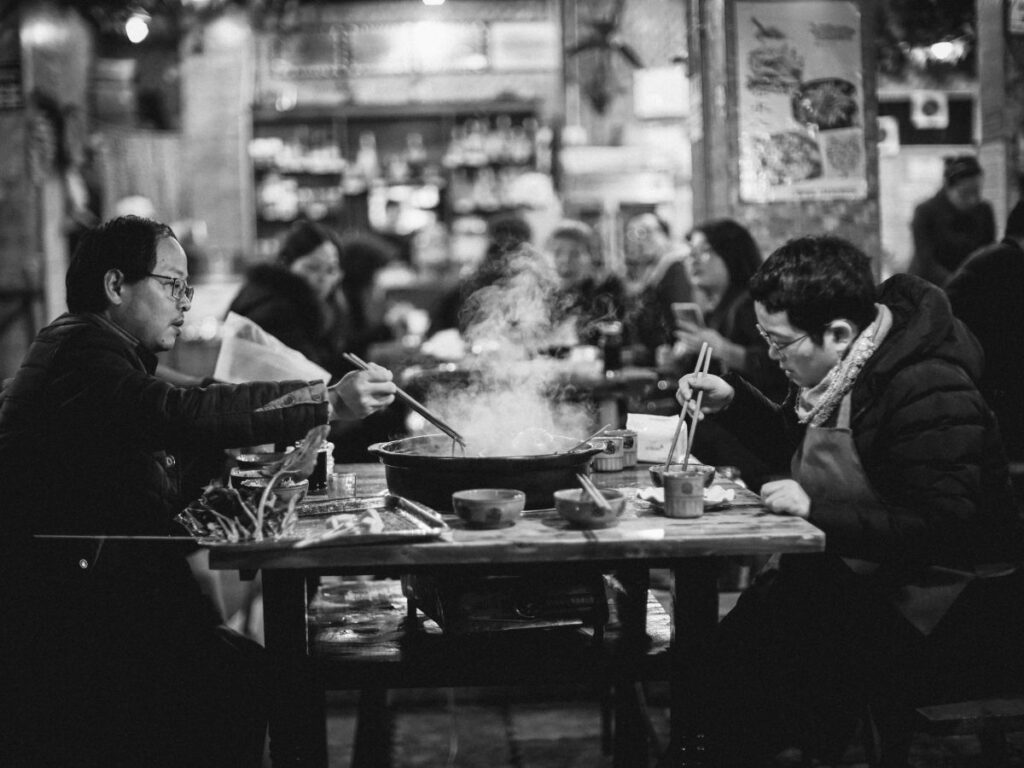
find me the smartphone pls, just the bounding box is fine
[671,302,705,328]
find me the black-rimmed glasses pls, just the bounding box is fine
[146,273,194,302]
[755,323,808,355]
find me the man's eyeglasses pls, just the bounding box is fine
[146,273,194,302]
[755,323,808,355]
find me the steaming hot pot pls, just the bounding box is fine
[368,434,605,510]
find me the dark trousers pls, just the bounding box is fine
[4,618,269,768]
[699,553,1024,767]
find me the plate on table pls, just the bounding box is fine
[637,485,735,512]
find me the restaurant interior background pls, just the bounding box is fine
[0,0,1021,382]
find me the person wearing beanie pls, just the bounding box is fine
[946,200,1024,463]
[910,153,996,285]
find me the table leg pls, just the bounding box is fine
[660,558,720,768]
[263,570,328,768]
[351,687,393,768]
[612,566,651,768]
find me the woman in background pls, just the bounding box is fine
[674,218,788,402]
[228,221,405,459]
[228,220,350,380]
[672,218,788,488]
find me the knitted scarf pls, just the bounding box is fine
[795,304,893,427]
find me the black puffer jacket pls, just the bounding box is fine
[716,274,1022,568]
[0,313,328,644]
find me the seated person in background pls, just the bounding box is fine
[620,211,693,364]
[0,216,396,767]
[547,219,626,347]
[429,212,533,336]
[946,199,1024,466]
[673,218,788,402]
[672,218,788,486]
[910,154,996,286]
[336,230,415,359]
[228,220,351,380]
[675,235,1023,767]
[228,221,410,461]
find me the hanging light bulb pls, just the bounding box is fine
[422,0,445,6]
[125,12,150,44]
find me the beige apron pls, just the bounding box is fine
[791,392,975,635]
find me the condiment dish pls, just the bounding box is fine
[451,488,526,529]
[554,488,626,529]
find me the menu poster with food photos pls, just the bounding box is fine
[736,1,866,202]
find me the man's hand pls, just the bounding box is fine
[759,479,811,518]
[676,371,734,414]
[328,363,396,421]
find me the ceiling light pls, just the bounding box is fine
[125,13,150,44]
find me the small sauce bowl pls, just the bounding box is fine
[649,463,716,489]
[554,488,626,529]
[451,488,526,529]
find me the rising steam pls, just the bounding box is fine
[424,245,595,455]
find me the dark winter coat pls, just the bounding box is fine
[0,313,329,648]
[911,190,996,286]
[714,274,1022,569]
[946,237,1024,461]
[227,264,352,380]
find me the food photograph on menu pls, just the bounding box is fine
[736,1,867,203]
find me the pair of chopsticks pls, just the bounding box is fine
[568,423,612,453]
[664,342,713,470]
[576,473,612,512]
[343,352,467,448]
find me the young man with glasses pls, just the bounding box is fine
[0,216,396,767]
[673,235,1024,767]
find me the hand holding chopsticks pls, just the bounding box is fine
[664,343,712,470]
[342,353,467,448]
[576,473,612,512]
[681,347,713,467]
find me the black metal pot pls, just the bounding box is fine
[368,434,604,511]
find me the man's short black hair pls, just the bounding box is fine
[750,235,877,343]
[66,216,176,313]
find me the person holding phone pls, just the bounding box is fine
[674,218,788,403]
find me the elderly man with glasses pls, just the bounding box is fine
[673,235,1024,767]
[0,216,396,767]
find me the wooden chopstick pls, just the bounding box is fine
[568,423,612,452]
[343,352,467,447]
[576,473,612,512]
[681,347,714,467]
[664,342,709,470]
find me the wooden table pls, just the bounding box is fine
[207,463,824,767]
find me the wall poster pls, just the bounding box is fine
[736,1,866,203]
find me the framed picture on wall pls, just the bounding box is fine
[735,1,867,202]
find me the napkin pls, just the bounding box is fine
[214,312,331,384]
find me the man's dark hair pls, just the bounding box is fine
[749,235,877,343]
[66,216,176,313]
